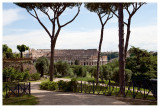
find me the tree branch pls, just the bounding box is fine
[104,14,113,25]
[60,6,80,28]
[101,13,107,18]
[33,8,52,38]
[97,11,103,26]
[26,9,37,19]
[40,8,53,24]
[109,8,127,26]
[125,5,131,16]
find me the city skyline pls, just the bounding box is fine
[3,2,157,52]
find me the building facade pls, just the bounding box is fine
[28,49,107,66]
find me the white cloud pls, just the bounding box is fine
[3,8,24,26]
[3,25,157,52]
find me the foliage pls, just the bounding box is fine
[57,80,66,91]
[17,44,29,58]
[15,3,81,81]
[40,81,50,90]
[3,67,31,82]
[30,73,41,81]
[23,70,30,81]
[57,78,78,92]
[67,68,74,77]
[101,52,118,61]
[40,80,58,91]
[3,44,13,58]
[35,57,49,77]
[85,3,112,14]
[71,65,87,77]
[100,65,112,80]
[74,60,80,65]
[54,61,70,77]
[111,67,132,83]
[3,67,17,82]
[47,81,58,90]
[126,47,157,81]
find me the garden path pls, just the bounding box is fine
[31,79,128,105]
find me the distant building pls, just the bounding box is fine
[28,49,107,66]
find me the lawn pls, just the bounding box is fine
[3,95,38,105]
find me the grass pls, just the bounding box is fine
[3,95,38,105]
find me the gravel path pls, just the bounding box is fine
[31,79,128,105]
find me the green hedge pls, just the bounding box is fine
[40,78,78,92]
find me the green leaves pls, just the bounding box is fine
[35,57,49,77]
[17,44,29,53]
[126,46,157,80]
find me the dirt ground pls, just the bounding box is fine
[31,78,157,105]
[31,81,128,105]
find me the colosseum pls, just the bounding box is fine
[27,49,107,66]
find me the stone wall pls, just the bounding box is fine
[3,58,37,74]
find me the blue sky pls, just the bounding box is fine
[3,3,157,52]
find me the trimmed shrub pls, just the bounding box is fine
[40,81,58,91]
[48,81,58,90]
[40,81,49,90]
[57,78,78,92]
[57,80,66,91]
[30,73,40,81]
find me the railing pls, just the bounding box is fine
[75,79,157,100]
[3,82,31,98]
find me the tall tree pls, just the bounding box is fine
[85,3,113,85]
[109,3,145,94]
[15,3,81,81]
[17,44,29,58]
[118,3,125,95]
[110,3,145,59]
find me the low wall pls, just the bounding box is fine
[3,58,37,74]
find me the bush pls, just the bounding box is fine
[67,68,74,77]
[16,72,24,81]
[111,67,132,83]
[54,61,70,77]
[23,70,30,81]
[57,80,66,91]
[40,81,49,90]
[40,81,57,91]
[30,73,40,81]
[71,65,87,77]
[3,67,17,82]
[69,78,78,92]
[57,78,78,92]
[48,81,58,90]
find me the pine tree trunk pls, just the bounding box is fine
[49,39,55,81]
[118,3,125,95]
[96,26,104,85]
[20,52,23,58]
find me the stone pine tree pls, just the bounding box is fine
[17,44,29,58]
[118,3,125,95]
[15,3,81,81]
[110,3,145,59]
[109,3,145,94]
[85,3,113,85]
